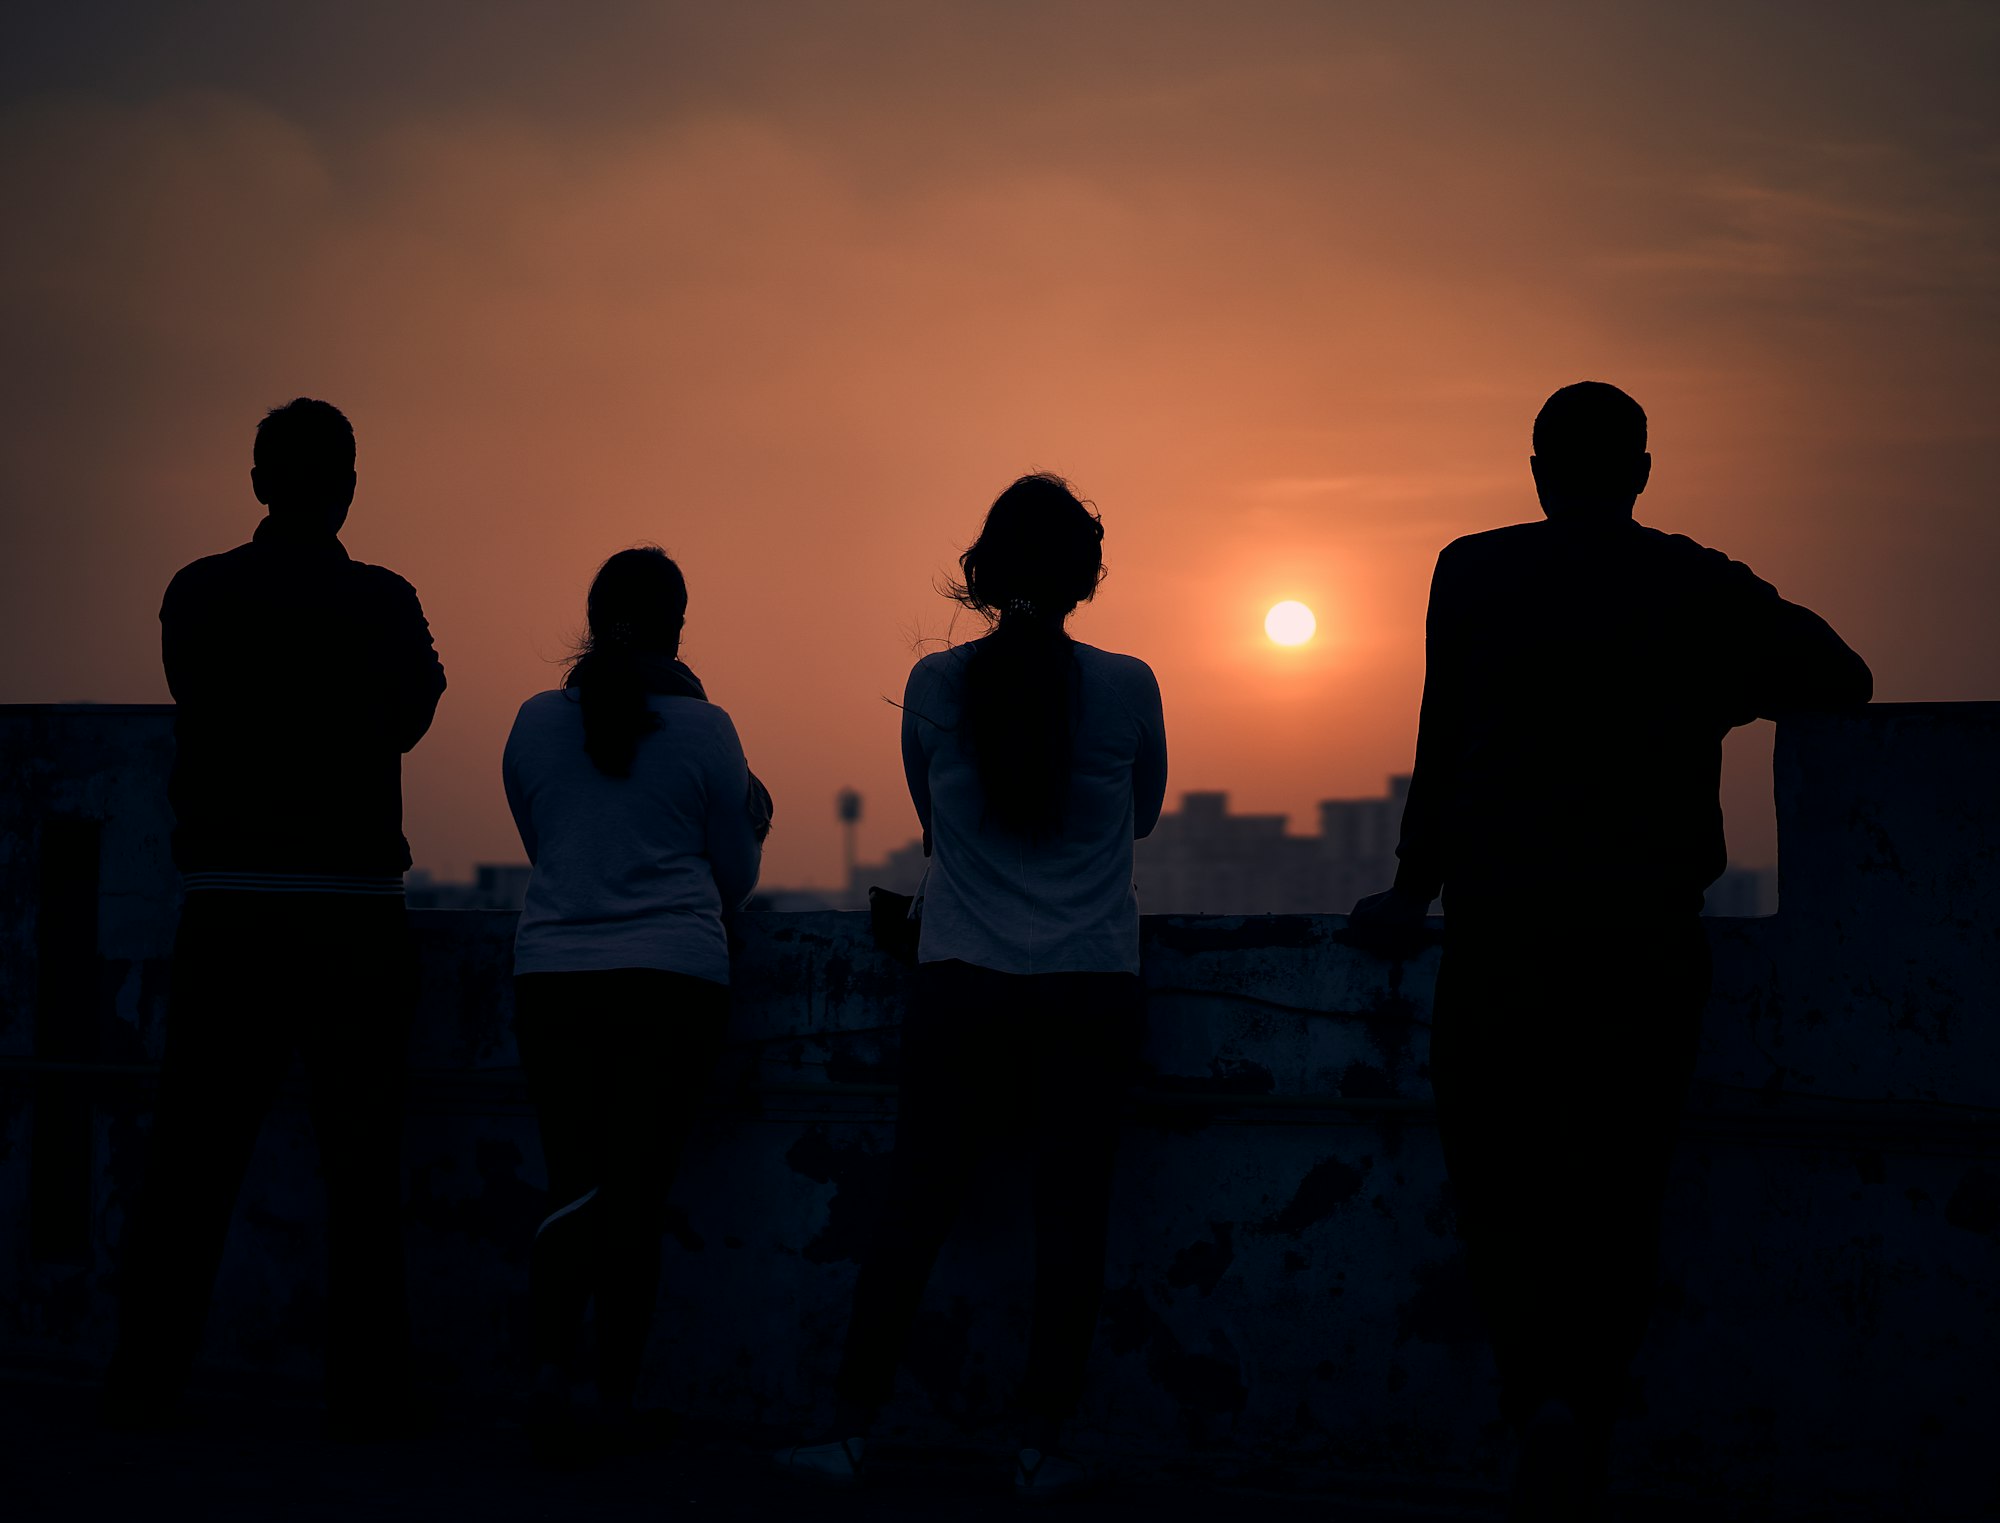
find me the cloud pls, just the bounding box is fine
[1,5,1996,880]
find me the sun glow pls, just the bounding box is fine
[1264,600,1317,647]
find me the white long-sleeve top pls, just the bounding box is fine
[903,639,1167,975]
[503,688,761,984]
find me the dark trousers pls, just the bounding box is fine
[513,968,730,1409]
[835,958,1144,1424]
[107,893,418,1417]
[1429,915,1710,1430]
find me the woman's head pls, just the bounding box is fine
[584,546,688,657]
[950,473,1104,624]
[949,474,1104,839]
[566,546,688,778]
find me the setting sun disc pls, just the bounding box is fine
[1265,601,1316,646]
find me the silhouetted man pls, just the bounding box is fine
[1354,382,1870,1519]
[104,398,445,1436]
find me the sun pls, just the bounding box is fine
[1264,600,1316,647]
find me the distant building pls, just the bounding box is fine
[400,784,1780,920]
[753,833,929,912]
[795,780,1418,917]
[1138,782,1778,917]
[1136,781,1412,915]
[404,863,533,911]
[837,837,928,910]
[743,886,842,913]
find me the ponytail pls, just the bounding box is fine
[565,641,659,779]
[564,547,688,778]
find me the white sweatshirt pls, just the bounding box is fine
[503,688,761,984]
[902,639,1167,975]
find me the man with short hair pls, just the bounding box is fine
[104,398,445,1436]
[1354,382,1870,1518]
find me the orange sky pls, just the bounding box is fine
[3,4,1995,887]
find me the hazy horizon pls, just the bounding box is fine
[4,3,1994,885]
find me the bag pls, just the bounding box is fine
[867,884,921,967]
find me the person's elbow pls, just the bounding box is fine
[717,847,762,911]
[1839,650,1874,706]
[1787,647,1873,713]
[397,671,447,752]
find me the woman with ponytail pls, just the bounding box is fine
[501,546,769,1462]
[779,474,1167,1500]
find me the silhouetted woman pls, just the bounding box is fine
[778,474,1167,1499]
[502,546,769,1460]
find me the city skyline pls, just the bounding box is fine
[411,775,1778,919]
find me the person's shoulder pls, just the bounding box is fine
[346,558,424,605]
[164,542,256,600]
[1440,521,1545,564]
[672,693,736,725]
[511,688,576,726]
[911,643,974,676]
[1073,642,1157,684]
[1636,523,1759,585]
[659,694,742,743]
[1073,643,1162,708]
[502,692,575,773]
[1641,523,1722,559]
[906,642,973,692]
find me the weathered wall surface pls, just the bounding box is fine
[2,704,1996,1518]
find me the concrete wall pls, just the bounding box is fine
[2,703,1996,1517]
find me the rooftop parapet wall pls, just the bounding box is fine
[1,703,1997,1514]
[1763,704,2000,1107]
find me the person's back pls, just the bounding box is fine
[105,398,443,1436]
[783,474,1166,1500]
[165,520,443,881]
[499,547,765,1457]
[1355,381,1869,1518]
[906,637,1162,975]
[506,684,759,983]
[1402,513,1871,916]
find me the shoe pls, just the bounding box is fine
[774,1436,866,1487]
[1014,1447,1092,1504]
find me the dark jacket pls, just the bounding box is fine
[1393,517,1871,918]
[162,516,446,875]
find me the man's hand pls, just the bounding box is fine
[1347,886,1431,960]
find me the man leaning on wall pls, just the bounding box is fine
[1352,382,1872,1520]
[102,398,446,1438]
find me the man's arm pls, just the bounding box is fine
[1715,558,1873,720]
[160,567,223,710]
[383,575,447,753]
[1393,547,1465,903]
[1352,546,1460,938]
[1752,598,1873,715]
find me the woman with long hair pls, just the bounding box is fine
[502,546,769,1461]
[779,473,1167,1499]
